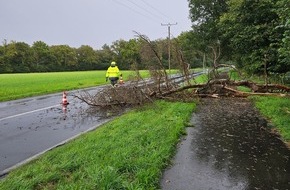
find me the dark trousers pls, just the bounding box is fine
[109,77,119,86]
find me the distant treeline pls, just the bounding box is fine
[0,36,205,73]
[0,39,156,73]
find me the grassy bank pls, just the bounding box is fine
[250,96,290,141]
[0,101,196,189]
[0,70,145,102]
[229,71,290,141]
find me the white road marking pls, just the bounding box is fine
[0,104,60,122]
[0,119,110,177]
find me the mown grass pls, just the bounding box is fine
[250,96,290,141]
[0,71,103,101]
[194,73,209,84]
[0,100,196,189]
[0,70,146,102]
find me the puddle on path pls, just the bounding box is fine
[161,98,290,190]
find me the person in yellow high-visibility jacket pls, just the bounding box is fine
[106,61,121,86]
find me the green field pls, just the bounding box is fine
[0,71,143,102]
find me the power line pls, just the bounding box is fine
[111,0,159,23]
[112,0,159,23]
[125,0,162,21]
[139,0,175,22]
[112,0,176,25]
[112,0,179,42]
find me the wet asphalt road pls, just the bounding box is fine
[161,98,290,190]
[0,86,111,176]
[0,72,203,177]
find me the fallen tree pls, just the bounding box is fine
[73,72,290,108]
[73,33,290,108]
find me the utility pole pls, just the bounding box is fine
[161,22,177,75]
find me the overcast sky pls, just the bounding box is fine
[0,0,192,49]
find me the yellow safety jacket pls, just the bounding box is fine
[106,66,120,78]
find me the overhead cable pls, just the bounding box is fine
[125,0,162,20]
[138,0,175,22]
[112,0,160,23]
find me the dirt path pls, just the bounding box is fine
[161,98,290,190]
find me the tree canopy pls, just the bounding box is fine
[188,0,290,76]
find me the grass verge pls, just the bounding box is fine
[0,100,196,189]
[250,96,290,141]
[194,74,209,84]
[230,71,290,142]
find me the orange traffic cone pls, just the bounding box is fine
[62,91,69,105]
[119,76,124,85]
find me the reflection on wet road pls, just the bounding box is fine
[0,87,115,176]
[162,98,290,190]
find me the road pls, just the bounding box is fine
[0,86,111,176]
[0,72,202,177]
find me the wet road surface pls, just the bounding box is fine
[161,98,290,190]
[0,86,113,176]
[0,72,208,176]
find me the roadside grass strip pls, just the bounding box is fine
[194,74,209,84]
[251,96,290,141]
[0,100,196,189]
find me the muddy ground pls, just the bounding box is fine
[161,98,290,190]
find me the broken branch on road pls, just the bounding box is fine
[73,33,290,108]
